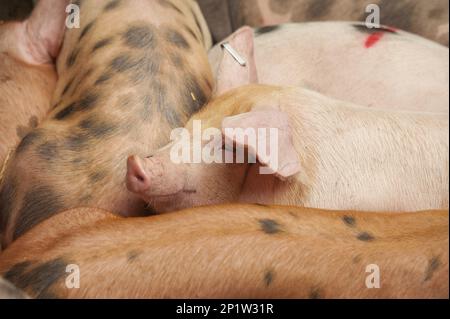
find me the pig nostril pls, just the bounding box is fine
[136,174,145,182]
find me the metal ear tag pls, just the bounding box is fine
[221,42,247,67]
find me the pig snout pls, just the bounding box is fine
[126,155,185,198]
[126,155,152,194]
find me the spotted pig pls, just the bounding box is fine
[0,205,447,298]
[0,0,214,248]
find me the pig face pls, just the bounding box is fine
[126,27,300,213]
[126,132,249,213]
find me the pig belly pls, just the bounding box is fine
[253,23,449,113]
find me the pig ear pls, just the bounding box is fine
[25,0,71,62]
[215,26,258,95]
[222,110,300,179]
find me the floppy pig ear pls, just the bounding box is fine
[215,26,258,95]
[222,110,300,180]
[25,0,71,63]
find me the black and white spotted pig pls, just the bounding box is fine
[0,0,214,248]
[197,0,449,46]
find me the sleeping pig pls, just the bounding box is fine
[0,0,69,168]
[0,0,69,250]
[127,28,449,213]
[209,23,449,113]
[0,0,214,248]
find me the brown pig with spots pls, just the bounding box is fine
[0,205,447,298]
[0,0,69,167]
[209,24,449,113]
[197,0,449,46]
[0,0,214,248]
[127,30,449,213]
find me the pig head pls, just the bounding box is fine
[127,27,300,212]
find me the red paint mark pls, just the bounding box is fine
[365,32,384,48]
[364,26,398,48]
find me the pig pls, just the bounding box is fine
[0,0,69,167]
[127,28,449,213]
[0,277,29,299]
[0,0,214,248]
[197,0,450,46]
[0,0,70,250]
[0,205,447,298]
[208,23,449,113]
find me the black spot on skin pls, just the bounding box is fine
[29,116,39,128]
[264,270,274,287]
[37,140,59,162]
[66,131,91,152]
[79,21,95,40]
[357,232,375,242]
[92,38,113,52]
[181,73,208,116]
[165,28,190,50]
[55,102,77,120]
[259,219,282,235]
[16,130,42,154]
[55,93,99,120]
[3,261,32,283]
[95,72,113,86]
[110,54,136,73]
[342,215,356,227]
[352,23,398,35]
[309,287,322,299]
[305,0,334,20]
[123,25,156,49]
[255,25,281,36]
[104,0,121,11]
[158,0,183,15]
[424,256,441,282]
[78,117,116,138]
[0,176,18,235]
[13,186,65,240]
[62,78,75,96]
[170,53,184,68]
[4,258,66,299]
[127,250,141,262]
[89,170,107,183]
[78,93,99,111]
[66,48,80,68]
